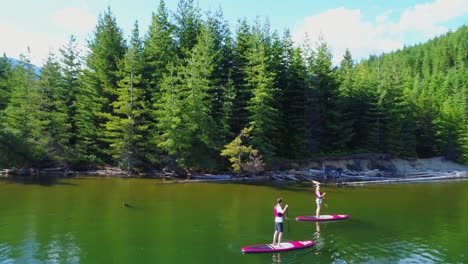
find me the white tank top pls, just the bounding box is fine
[274,204,283,223]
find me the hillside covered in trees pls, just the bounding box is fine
[0,0,467,174]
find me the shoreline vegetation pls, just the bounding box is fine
[1,155,467,185]
[1,3,467,181]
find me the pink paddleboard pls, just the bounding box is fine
[295,214,349,221]
[241,240,314,253]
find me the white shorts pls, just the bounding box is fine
[316,198,322,204]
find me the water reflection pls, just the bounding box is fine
[272,252,281,263]
[1,178,468,263]
[313,222,325,255]
[269,246,316,264]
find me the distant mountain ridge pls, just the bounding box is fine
[7,57,41,76]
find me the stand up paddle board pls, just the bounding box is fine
[296,214,349,221]
[241,240,314,253]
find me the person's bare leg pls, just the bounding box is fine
[278,232,283,246]
[272,230,278,245]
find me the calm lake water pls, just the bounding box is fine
[0,177,467,263]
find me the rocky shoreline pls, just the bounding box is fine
[268,168,468,185]
[2,156,468,185]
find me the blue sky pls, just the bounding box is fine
[1,0,467,66]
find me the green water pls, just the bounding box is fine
[0,177,467,263]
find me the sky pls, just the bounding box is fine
[1,0,467,66]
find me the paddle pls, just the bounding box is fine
[286,209,290,232]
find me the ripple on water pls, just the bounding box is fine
[45,233,81,264]
[0,243,14,264]
[333,236,447,263]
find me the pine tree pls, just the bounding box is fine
[173,0,202,58]
[434,99,465,160]
[59,35,83,151]
[73,72,102,163]
[0,55,32,168]
[277,32,309,159]
[104,22,148,172]
[268,31,288,158]
[415,86,438,157]
[142,0,176,165]
[155,62,191,168]
[378,57,416,156]
[143,0,175,99]
[245,29,278,162]
[362,89,385,152]
[351,63,377,151]
[183,25,219,167]
[230,19,252,134]
[335,49,357,151]
[156,24,218,169]
[36,53,71,161]
[308,38,340,153]
[205,8,234,144]
[0,54,12,112]
[2,49,43,162]
[80,7,127,162]
[458,69,468,162]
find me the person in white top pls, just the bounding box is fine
[313,181,326,218]
[272,198,288,246]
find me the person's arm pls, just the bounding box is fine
[283,204,289,220]
[321,192,326,198]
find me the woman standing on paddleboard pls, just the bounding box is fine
[313,181,326,218]
[272,198,288,246]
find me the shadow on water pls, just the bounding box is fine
[2,176,78,186]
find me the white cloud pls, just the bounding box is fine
[376,10,393,24]
[400,0,468,27]
[0,5,96,67]
[0,21,64,66]
[292,7,401,64]
[53,6,97,34]
[292,0,468,64]
[397,0,468,38]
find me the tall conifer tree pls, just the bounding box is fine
[36,53,71,160]
[60,35,83,152]
[230,19,252,134]
[245,28,278,162]
[0,55,12,112]
[2,49,43,161]
[174,0,202,58]
[105,22,147,172]
[80,7,127,162]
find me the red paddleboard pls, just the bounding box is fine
[241,240,314,253]
[295,214,349,221]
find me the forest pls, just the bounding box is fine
[0,0,467,174]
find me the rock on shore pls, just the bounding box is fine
[269,156,468,185]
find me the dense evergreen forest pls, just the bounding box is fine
[0,0,467,174]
